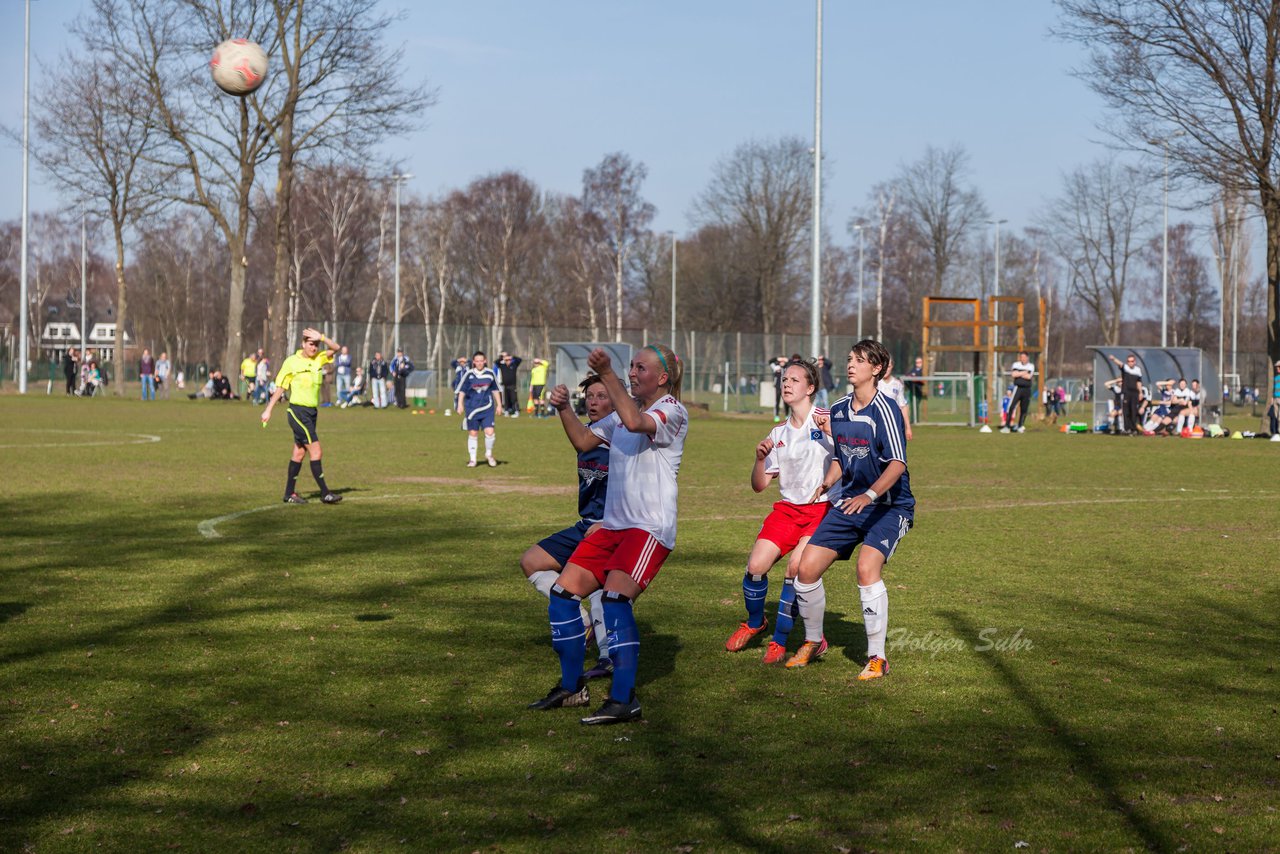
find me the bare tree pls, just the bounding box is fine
[452,172,545,353]
[250,0,435,363]
[693,137,813,349]
[294,163,379,331]
[582,153,655,342]
[893,144,989,294]
[547,196,608,340]
[1037,159,1157,344]
[1140,222,1217,347]
[1056,0,1280,363]
[30,51,170,394]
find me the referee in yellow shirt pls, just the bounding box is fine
[262,327,343,504]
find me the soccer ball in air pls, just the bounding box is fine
[210,39,268,96]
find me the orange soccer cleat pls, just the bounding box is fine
[725,620,768,652]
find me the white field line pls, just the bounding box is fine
[0,429,162,449]
[201,488,1264,539]
[197,491,451,539]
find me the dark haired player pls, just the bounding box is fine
[261,327,343,504]
[788,339,914,679]
[521,375,615,680]
[455,351,503,467]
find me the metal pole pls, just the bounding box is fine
[1161,143,1169,347]
[18,0,32,393]
[1231,232,1239,382]
[670,233,677,347]
[809,0,822,358]
[853,224,865,340]
[723,361,729,412]
[81,212,87,352]
[393,177,402,354]
[1215,253,1224,397]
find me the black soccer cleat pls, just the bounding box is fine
[528,679,589,710]
[583,657,614,681]
[283,493,308,504]
[580,694,642,725]
[321,492,343,505]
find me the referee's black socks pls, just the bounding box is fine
[310,459,331,495]
[285,460,302,498]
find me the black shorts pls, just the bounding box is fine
[530,384,544,401]
[287,404,319,446]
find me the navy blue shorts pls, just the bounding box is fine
[287,405,319,446]
[536,519,594,568]
[465,406,496,431]
[807,504,912,562]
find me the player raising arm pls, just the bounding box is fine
[528,345,687,725]
[520,375,615,681]
[261,328,343,505]
[787,339,914,679]
[724,359,834,664]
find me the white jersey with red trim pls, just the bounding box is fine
[763,408,834,504]
[589,395,688,549]
[878,377,907,408]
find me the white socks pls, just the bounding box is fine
[860,580,889,659]
[794,578,826,642]
[484,434,495,458]
[527,570,557,598]
[467,436,478,462]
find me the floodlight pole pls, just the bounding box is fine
[81,211,87,352]
[1214,253,1224,395]
[809,0,823,358]
[392,173,413,354]
[18,0,32,393]
[852,224,865,340]
[669,233,677,348]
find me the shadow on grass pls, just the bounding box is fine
[0,602,28,622]
[939,609,1173,852]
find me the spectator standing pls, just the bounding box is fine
[1002,351,1034,433]
[1270,361,1280,435]
[772,355,787,422]
[368,351,390,409]
[155,352,171,399]
[63,347,79,395]
[240,353,258,402]
[497,351,523,417]
[816,355,835,408]
[906,356,928,421]
[390,349,414,409]
[335,346,353,402]
[139,348,156,401]
[1108,353,1143,435]
[254,354,271,403]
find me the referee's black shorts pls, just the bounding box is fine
[287,404,319,446]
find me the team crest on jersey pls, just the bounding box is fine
[810,429,823,441]
[578,466,608,484]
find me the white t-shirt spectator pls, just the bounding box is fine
[1011,360,1035,387]
[877,377,907,408]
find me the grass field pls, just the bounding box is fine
[1,395,1277,853]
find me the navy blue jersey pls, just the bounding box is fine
[577,438,610,523]
[828,391,914,517]
[458,368,499,415]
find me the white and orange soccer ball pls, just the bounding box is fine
[210,38,268,96]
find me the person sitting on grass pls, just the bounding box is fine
[339,367,366,408]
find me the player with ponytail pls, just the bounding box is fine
[529,344,688,724]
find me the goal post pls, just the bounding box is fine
[903,372,975,427]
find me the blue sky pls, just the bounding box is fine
[2,1,1121,240]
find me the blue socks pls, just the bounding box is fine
[743,572,768,628]
[602,591,639,702]
[772,578,797,645]
[548,585,587,690]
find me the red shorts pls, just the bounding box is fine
[566,527,672,592]
[757,501,830,556]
